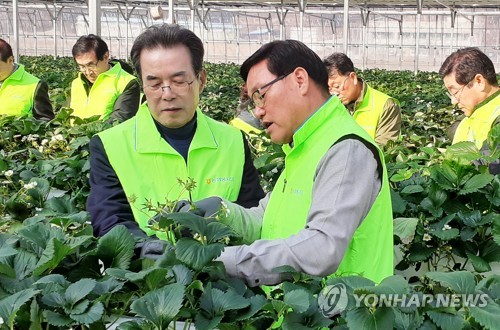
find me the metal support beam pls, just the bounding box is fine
[360,8,370,71]
[168,0,174,24]
[88,0,101,35]
[12,0,19,61]
[414,0,423,74]
[343,0,349,54]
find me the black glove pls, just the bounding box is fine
[148,199,192,226]
[180,196,223,219]
[137,239,168,260]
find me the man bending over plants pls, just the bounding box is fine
[0,38,54,120]
[87,24,264,256]
[440,47,500,174]
[179,40,394,286]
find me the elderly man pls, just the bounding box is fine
[440,47,500,174]
[0,38,54,120]
[87,25,264,250]
[324,52,401,146]
[70,34,140,122]
[186,40,393,286]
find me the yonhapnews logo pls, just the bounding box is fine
[318,283,349,317]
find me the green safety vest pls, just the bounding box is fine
[0,64,39,117]
[99,104,245,237]
[230,117,263,135]
[353,84,396,139]
[262,96,393,283]
[453,93,500,149]
[70,62,136,120]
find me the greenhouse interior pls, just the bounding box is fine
[1,0,499,71]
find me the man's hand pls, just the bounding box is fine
[179,196,224,219]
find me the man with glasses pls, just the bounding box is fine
[440,47,499,160]
[181,40,393,285]
[0,38,54,120]
[323,53,401,146]
[87,25,264,255]
[70,34,140,122]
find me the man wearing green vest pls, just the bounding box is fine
[87,24,264,251]
[181,40,394,286]
[229,82,264,135]
[323,53,401,146]
[439,47,500,174]
[0,38,54,120]
[70,34,140,122]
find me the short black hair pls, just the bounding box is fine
[130,24,204,81]
[240,39,328,92]
[0,38,13,62]
[439,47,498,86]
[72,34,109,61]
[323,52,355,76]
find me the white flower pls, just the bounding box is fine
[23,181,38,189]
[38,146,44,153]
[41,139,48,145]
[4,170,13,178]
[423,233,432,241]
[55,134,64,141]
[443,224,452,230]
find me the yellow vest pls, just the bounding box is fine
[70,62,136,120]
[98,105,245,237]
[230,117,263,135]
[353,84,396,139]
[262,97,393,283]
[0,64,39,117]
[453,93,500,149]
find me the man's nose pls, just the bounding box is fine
[253,106,265,119]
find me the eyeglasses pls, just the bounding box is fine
[77,60,100,72]
[446,78,474,103]
[329,74,351,95]
[144,79,196,98]
[250,72,291,109]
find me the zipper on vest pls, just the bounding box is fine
[282,179,287,193]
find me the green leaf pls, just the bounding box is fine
[195,313,223,330]
[96,225,135,270]
[234,295,267,321]
[459,173,494,195]
[130,283,185,328]
[283,290,309,313]
[393,218,419,244]
[429,228,459,241]
[426,310,466,329]
[44,195,78,214]
[0,236,18,258]
[426,271,475,294]
[445,142,481,161]
[44,310,73,327]
[345,307,393,329]
[400,185,424,194]
[356,275,410,296]
[65,278,96,305]
[408,244,435,262]
[457,210,483,228]
[465,252,491,273]
[390,190,407,215]
[430,163,458,191]
[469,295,500,330]
[70,301,104,325]
[175,238,224,270]
[0,288,39,327]
[171,264,194,286]
[33,238,73,276]
[199,287,249,316]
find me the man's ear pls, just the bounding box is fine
[350,71,359,85]
[473,73,488,92]
[7,55,14,65]
[199,68,207,93]
[293,67,309,96]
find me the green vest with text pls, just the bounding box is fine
[0,64,39,117]
[99,105,245,237]
[261,96,393,283]
[453,93,500,149]
[70,62,136,120]
[230,117,263,135]
[353,84,395,139]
